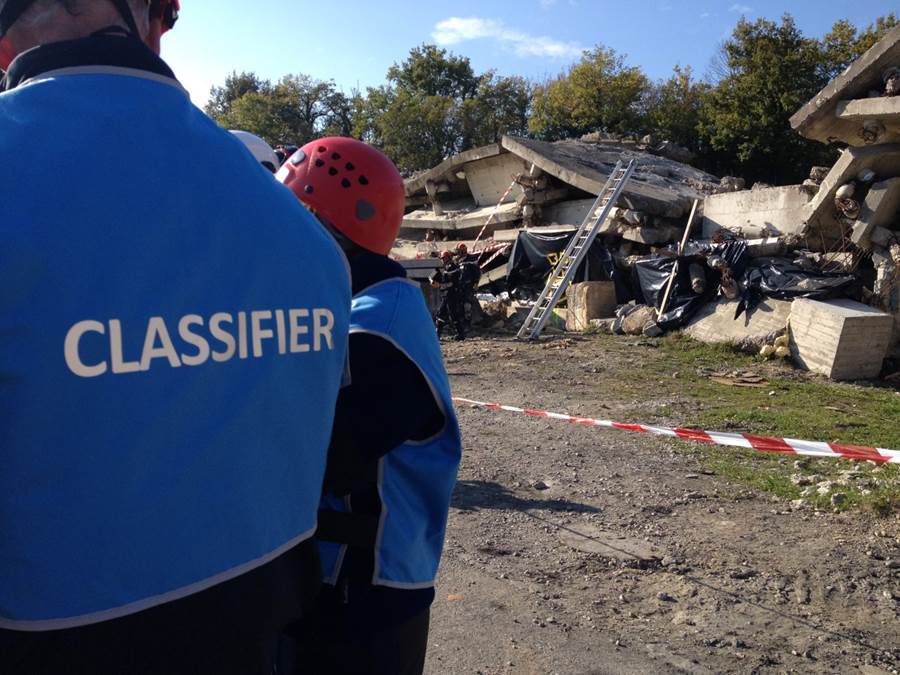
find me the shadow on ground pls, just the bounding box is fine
[452,480,601,515]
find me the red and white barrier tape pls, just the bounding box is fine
[479,243,512,269]
[452,397,900,465]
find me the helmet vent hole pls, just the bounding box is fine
[331,152,342,160]
[304,185,314,194]
[341,178,352,188]
[359,176,369,186]
[315,159,325,168]
[328,167,339,176]
[356,200,376,221]
[345,162,355,171]
[318,146,327,153]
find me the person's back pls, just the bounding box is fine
[0,2,350,673]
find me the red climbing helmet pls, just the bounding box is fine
[277,137,405,256]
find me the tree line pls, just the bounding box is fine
[206,13,897,185]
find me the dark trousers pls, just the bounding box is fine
[436,290,465,338]
[297,607,430,675]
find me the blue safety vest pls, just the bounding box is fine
[319,278,461,589]
[0,67,350,630]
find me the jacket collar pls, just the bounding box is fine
[2,31,177,92]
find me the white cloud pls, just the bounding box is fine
[432,16,584,59]
[729,4,752,13]
[539,0,557,8]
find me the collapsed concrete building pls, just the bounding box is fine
[398,135,720,253]
[400,25,900,380]
[697,24,900,372]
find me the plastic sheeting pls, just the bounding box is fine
[506,231,630,302]
[633,241,749,331]
[736,257,861,318]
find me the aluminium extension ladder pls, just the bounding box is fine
[516,158,637,341]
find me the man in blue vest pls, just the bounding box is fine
[278,138,462,675]
[0,2,350,673]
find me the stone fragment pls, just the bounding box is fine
[620,305,657,336]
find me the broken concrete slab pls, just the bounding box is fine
[701,186,814,239]
[871,225,898,248]
[500,136,718,219]
[835,96,900,127]
[464,152,530,207]
[405,143,504,196]
[789,299,894,380]
[791,24,900,146]
[684,298,793,345]
[860,177,900,229]
[543,198,595,227]
[803,144,900,241]
[401,200,521,234]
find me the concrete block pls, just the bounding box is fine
[701,186,814,238]
[464,153,530,207]
[566,282,617,331]
[860,177,900,230]
[684,298,793,345]
[851,219,877,249]
[789,298,893,380]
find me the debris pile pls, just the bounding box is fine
[396,25,900,380]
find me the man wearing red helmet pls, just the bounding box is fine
[278,138,462,675]
[0,2,352,674]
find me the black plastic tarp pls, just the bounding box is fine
[736,257,861,317]
[506,231,630,302]
[633,241,749,331]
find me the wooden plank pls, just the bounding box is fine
[659,200,700,316]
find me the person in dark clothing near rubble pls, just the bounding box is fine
[431,250,467,340]
[277,137,462,675]
[455,243,482,329]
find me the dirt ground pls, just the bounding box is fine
[425,334,900,675]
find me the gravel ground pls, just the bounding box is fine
[425,335,900,675]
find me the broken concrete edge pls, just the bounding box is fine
[404,143,504,196]
[500,135,706,219]
[790,23,900,144]
[803,143,900,237]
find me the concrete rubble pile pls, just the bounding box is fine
[396,25,900,380]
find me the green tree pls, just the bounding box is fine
[643,65,711,151]
[208,72,352,146]
[819,14,898,81]
[205,71,271,120]
[356,45,533,172]
[529,46,649,141]
[458,73,531,149]
[387,44,478,99]
[697,15,834,184]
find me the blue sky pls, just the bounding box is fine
[163,1,897,105]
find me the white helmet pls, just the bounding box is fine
[229,130,280,173]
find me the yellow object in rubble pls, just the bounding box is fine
[760,345,776,358]
[775,346,791,358]
[774,335,789,349]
